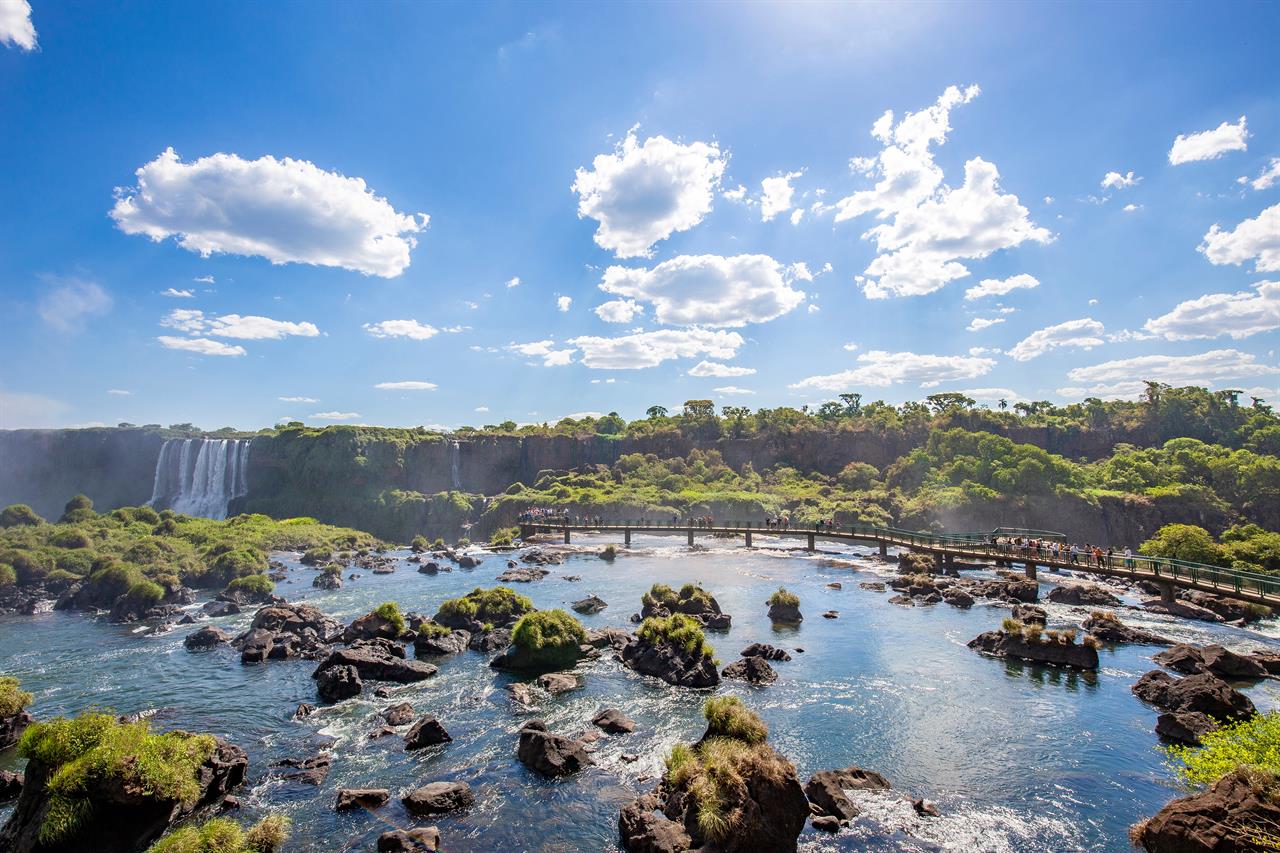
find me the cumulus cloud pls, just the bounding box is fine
[1123,203,1143,213]
[1144,280,1280,340]
[374,381,438,391]
[556,295,573,312]
[1199,203,1280,273]
[833,85,1050,298]
[964,273,1039,301]
[595,299,643,324]
[506,340,576,367]
[156,336,246,357]
[714,386,755,395]
[1169,117,1249,165]
[1061,349,1278,398]
[160,309,319,340]
[310,411,361,421]
[956,387,1022,403]
[506,276,521,288]
[0,0,36,51]
[567,328,744,370]
[1243,158,1280,191]
[1007,318,1106,361]
[723,185,748,202]
[571,130,726,258]
[1100,171,1141,190]
[161,288,195,298]
[279,396,318,403]
[967,317,1005,331]
[363,319,439,340]
[790,350,996,391]
[597,254,805,328]
[688,360,756,377]
[38,276,113,333]
[110,148,428,277]
[760,170,803,222]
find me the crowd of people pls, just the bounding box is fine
[992,535,1136,568]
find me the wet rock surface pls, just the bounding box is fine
[968,630,1099,670]
[402,781,475,815]
[1132,670,1256,721]
[517,720,593,776]
[1133,768,1280,853]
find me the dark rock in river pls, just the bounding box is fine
[1153,644,1268,680]
[401,781,475,815]
[378,827,442,852]
[592,708,637,734]
[414,626,471,657]
[572,595,608,614]
[619,636,720,688]
[619,793,693,852]
[404,715,452,750]
[1179,590,1270,624]
[968,630,1099,670]
[273,752,331,785]
[1082,612,1172,645]
[1132,768,1280,852]
[380,702,415,726]
[203,600,240,618]
[312,571,342,590]
[0,771,22,803]
[293,703,314,719]
[1155,711,1219,746]
[721,656,778,685]
[312,639,437,685]
[0,708,32,751]
[316,664,362,702]
[805,766,891,823]
[183,625,230,650]
[335,788,389,811]
[1046,584,1122,607]
[586,627,633,651]
[342,608,407,643]
[859,581,886,592]
[1011,603,1047,625]
[1132,670,1255,721]
[468,627,512,653]
[517,719,593,777]
[233,602,342,664]
[497,566,550,583]
[741,643,792,661]
[942,588,974,608]
[1142,599,1223,623]
[457,554,482,569]
[535,672,580,695]
[767,602,803,624]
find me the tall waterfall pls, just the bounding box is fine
[148,438,251,519]
[450,440,461,490]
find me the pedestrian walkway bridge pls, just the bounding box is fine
[517,520,1280,608]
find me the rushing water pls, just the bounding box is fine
[148,438,252,519]
[2,534,1279,852]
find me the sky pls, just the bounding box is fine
[1,0,1278,431]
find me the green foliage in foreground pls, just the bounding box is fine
[637,613,713,660]
[373,601,406,635]
[1142,523,1280,572]
[19,712,217,844]
[511,609,586,652]
[146,815,290,853]
[0,675,32,717]
[436,586,534,625]
[1165,711,1280,788]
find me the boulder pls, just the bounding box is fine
[468,628,512,653]
[535,672,580,695]
[620,638,720,688]
[1155,711,1219,746]
[767,602,803,624]
[859,582,886,592]
[740,643,791,662]
[497,567,550,583]
[1011,603,1048,625]
[1252,651,1280,675]
[1082,613,1172,646]
[316,664,362,702]
[335,788,389,811]
[517,720,593,777]
[401,781,475,816]
[1153,644,1268,680]
[312,572,342,590]
[586,627,633,651]
[968,630,1099,670]
[1180,590,1270,624]
[1132,670,1256,721]
[508,683,539,709]
[1142,599,1223,623]
[414,628,471,657]
[811,815,841,833]
[312,640,437,685]
[0,771,22,802]
[592,708,637,734]
[805,765,891,823]
[1133,768,1280,852]
[418,561,441,575]
[380,702,415,727]
[292,703,314,720]
[721,656,778,685]
[572,595,608,615]
[404,715,452,750]
[232,603,342,664]
[1046,584,1122,607]
[378,827,441,852]
[273,753,330,785]
[202,600,240,618]
[887,594,915,607]
[618,793,692,853]
[913,798,941,817]
[342,609,406,643]
[942,589,974,608]
[457,555,482,569]
[183,625,230,650]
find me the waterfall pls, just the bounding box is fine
[450,441,461,490]
[148,438,252,519]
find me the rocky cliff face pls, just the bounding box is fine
[0,428,165,519]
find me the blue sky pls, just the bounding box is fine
[1,0,1278,431]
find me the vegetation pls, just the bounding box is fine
[703,695,768,744]
[1165,711,1280,788]
[489,526,519,547]
[768,587,799,608]
[0,675,32,717]
[19,712,217,844]
[436,586,534,625]
[146,816,290,853]
[643,582,715,613]
[511,609,587,652]
[225,573,274,598]
[1,503,44,528]
[637,613,713,659]
[372,601,406,635]
[1141,523,1280,572]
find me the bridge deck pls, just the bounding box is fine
[519,522,1280,609]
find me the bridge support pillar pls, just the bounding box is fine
[519,524,531,541]
[1158,582,1175,603]
[745,530,752,548]
[687,527,694,547]
[934,553,945,573]
[563,528,570,544]
[879,541,888,557]
[807,533,816,551]
[624,528,631,547]
[1024,562,1037,580]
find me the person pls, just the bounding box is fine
[1070,544,1080,565]
[1124,547,1134,569]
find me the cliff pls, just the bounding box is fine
[0,428,165,519]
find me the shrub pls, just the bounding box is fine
[226,574,274,598]
[1061,629,1078,644]
[703,696,768,745]
[437,587,534,626]
[82,563,145,607]
[456,538,471,548]
[1082,635,1103,650]
[147,815,290,853]
[767,587,799,608]
[637,613,713,660]
[0,564,14,587]
[410,535,429,553]
[642,583,679,611]
[416,621,449,638]
[321,563,343,576]
[7,550,54,586]
[1022,624,1044,643]
[1001,617,1024,633]
[19,713,216,844]
[0,676,33,716]
[50,529,94,549]
[490,527,519,547]
[1165,711,1280,787]
[511,609,587,652]
[430,537,445,550]
[0,504,44,527]
[600,544,618,561]
[373,601,406,635]
[206,546,267,586]
[118,580,165,616]
[300,547,331,566]
[59,494,95,524]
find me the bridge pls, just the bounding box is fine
[517,519,1280,609]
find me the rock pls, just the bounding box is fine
[1082,613,1172,646]
[1155,711,1219,746]
[898,551,936,574]
[232,602,343,664]
[517,719,593,777]
[913,798,940,817]
[312,641,437,685]
[888,594,915,607]
[273,752,331,785]
[404,715,452,750]
[293,703,315,719]
[342,609,406,643]
[586,627,633,651]
[378,827,442,852]
[1180,590,1270,624]
[497,567,551,583]
[368,726,396,740]
[620,637,720,688]
[401,781,475,816]
[183,625,230,650]
[1132,768,1280,852]
[827,582,842,590]
[1132,670,1256,721]
[418,561,441,575]
[942,589,974,608]
[811,815,842,833]
[572,595,608,615]
[380,702,415,726]
[414,628,471,657]
[1142,599,1224,623]
[805,766,891,822]
[562,575,582,582]
[968,630,1099,670]
[522,549,564,566]
[822,610,839,619]
[741,643,792,662]
[618,793,693,853]
[1252,651,1280,675]
[316,664,362,702]
[312,571,342,590]
[1011,603,1048,625]
[535,672,580,695]
[1046,584,1122,607]
[1153,644,1268,680]
[859,582,886,592]
[767,602,803,624]
[721,656,778,685]
[508,683,539,709]
[592,708,637,734]
[468,628,512,653]
[0,771,22,802]
[458,555,482,569]
[335,787,390,811]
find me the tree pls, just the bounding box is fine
[682,400,715,419]
[997,399,1008,411]
[1139,524,1224,565]
[646,405,668,420]
[816,401,844,421]
[839,393,862,415]
[595,412,626,434]
[926,392,976,413]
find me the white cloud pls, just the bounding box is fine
[110,148,427,277]
[1100,170,1141,190]
[1062,349,1279,397]
[1169,116,1249,165]
[1243,158,1280,191]
[571,130,726,258]
[310,411,361,421]
[159,309,319,340]
[506,276,521,288]
[506,340,577,367]
[723,185,747,202]
[832,85,1050,298]
[0,391,67,429]
[842,342,859,352]
[789,208,805,226]
[363,319,439,340]
[714,386,755,395]
[1008,318,1106,361]
[688,360,756,377]
[278,396,318,403]
[1199,203,1280,273]
[568,328,744,370]
[375,381,438,391]
[1144,280,1280,340]
[556,295,573,312]
[441,325,470,333]
[475,406,490,413]
[790,350,995,391]
[1123,203,1143,213]
[598,254,805,328]
[967,317,1005,331]
[161,288,195,298]
[157,336,246,357]
[194,275,215,284]
[38,276,113,333]
[760,170,803,222]
[107,389,132,396]
[160,308,207,333]
[595,299,643,324]
[590,378,617,384]
[963,273,1039,301]
[956,387,1022,403]
[0,0,36,51]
